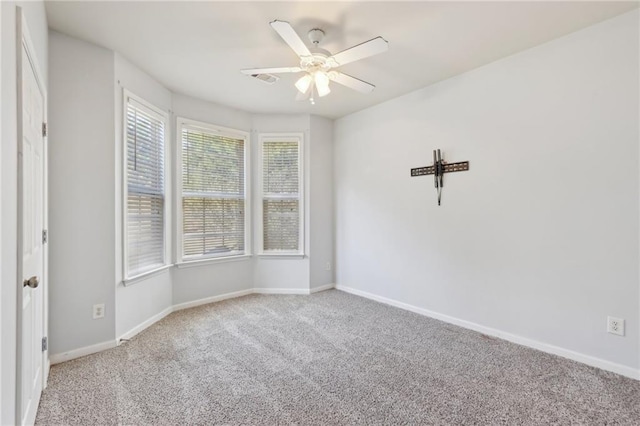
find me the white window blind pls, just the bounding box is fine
[126,98,166,277]
[181,124,246,259]
[262,138,302,252]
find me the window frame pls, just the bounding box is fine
[175,117,251,265]
[258,133,305,257]
[122,90,170,282]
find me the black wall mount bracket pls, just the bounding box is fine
[410,149,469,206]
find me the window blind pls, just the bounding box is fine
[126,99,165,277]
[262,140,300,252]
[181,126,245,258]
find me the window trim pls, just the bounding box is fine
[175,254,252,269]
[175,117,251,265]
[257,133,305,257]
[122,264,172,287]
[122,89,170,281]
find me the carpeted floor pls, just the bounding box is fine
[36,290,640,425]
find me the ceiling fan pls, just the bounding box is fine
[241,20,388,104]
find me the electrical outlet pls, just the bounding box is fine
[93,304,105,320]
[325,262,331,271]
[607,316,624,336]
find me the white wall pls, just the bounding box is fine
[251,114,311,290]
[114,54,173,338]
[48,31,116,354]
[1,2,48,424]
[309,115,334,289]
[334,10,639,373]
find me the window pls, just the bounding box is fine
[124,93,167,278]
[260,134,304,254]
[178,119,249,261]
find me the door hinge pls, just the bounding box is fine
[42,229,48,244]
[42,337,48,352]
[42,122,47,137]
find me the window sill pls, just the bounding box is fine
[123,264,172,287]
[258,253,306,259]
[176,254,252,269]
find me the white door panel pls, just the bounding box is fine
[19,17,45,426]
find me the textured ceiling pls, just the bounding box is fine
[45,1,638,119]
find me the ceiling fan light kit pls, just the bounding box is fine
[312,71,331,97]
[295,73,312,94]
[241,20,388,103]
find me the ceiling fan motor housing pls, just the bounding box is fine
[300,52,337,73]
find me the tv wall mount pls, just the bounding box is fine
[410,149,469,206]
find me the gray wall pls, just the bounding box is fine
[251,114,311,290]
[170,93,254,305]
[334,11,639,372]
[114,53,173,338]
[309,116,334,288]
[46,34,336,353]
[48,31,116,354]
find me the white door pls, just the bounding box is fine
[18,14,46,426]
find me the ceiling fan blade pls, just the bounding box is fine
[329,72,376,94]
[270,20,311,58]
[330,36,388,66]
[241,67,302,75]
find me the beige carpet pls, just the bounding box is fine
[36,290,640,425]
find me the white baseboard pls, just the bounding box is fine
[254,284,335,295]
[51,290,252,364]
[172,289,254,312]
[253,287,310,295]
[335,285,639,381]
[50,340,117,365]
[310,283,335,294]
[118,306,173,341]
[47,284,640,380]
[43,359,51,389]
[47,285,329,365]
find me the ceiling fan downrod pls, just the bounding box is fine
[308,28,325,46]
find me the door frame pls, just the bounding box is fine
[15,6,49,425]
[0,3,3,423]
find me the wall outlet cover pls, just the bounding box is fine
[93,303,105,319]
[607,316,624,336]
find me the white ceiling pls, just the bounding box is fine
[45,1,637,119]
